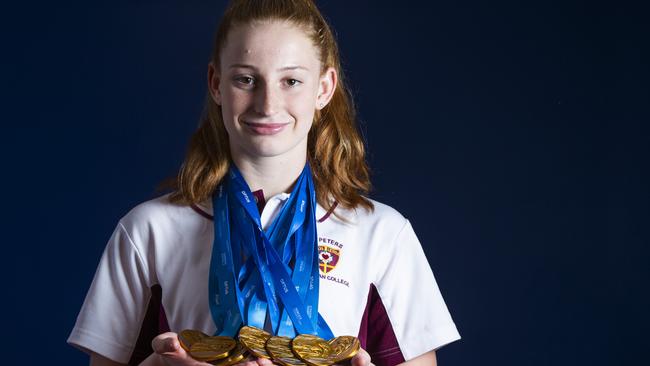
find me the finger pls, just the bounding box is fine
[152,332,181,355]
[256,358,274,366]
[232,360,259,366]
[350,348,371,366]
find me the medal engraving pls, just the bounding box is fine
[238,325,272,359]
[291,334,330,366]
[189,336,237,362]
[179,329,209,352]
[210,342,248,366]
[266,336,307,366]
[292,334,360,366]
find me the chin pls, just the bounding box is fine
[241,138,307,160]
[238,141,287,158]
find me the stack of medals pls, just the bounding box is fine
[179,326,360,366]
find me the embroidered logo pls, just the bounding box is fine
[318,245,339,274]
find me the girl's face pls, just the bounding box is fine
[209,21,336,162]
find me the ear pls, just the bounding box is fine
[316,66,337,110]
[207,61,222,106]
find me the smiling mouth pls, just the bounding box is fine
[242,121,290,135]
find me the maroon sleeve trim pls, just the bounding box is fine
[128,285,170,365]
[357,284,405,366]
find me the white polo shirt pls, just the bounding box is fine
[68,193,460,365]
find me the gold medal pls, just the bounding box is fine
[189,336,237,362]
[178,329,209,352]
[327,336,360,363]
[210,341,249,366]
[265,336,307,366]
[290,334,330,366]
[238,325,272,359]
[292,334,360,366]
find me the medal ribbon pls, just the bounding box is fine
[208,163,333,339]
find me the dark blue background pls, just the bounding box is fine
[2,1,648,365]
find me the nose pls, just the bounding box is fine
[254,83,280,116]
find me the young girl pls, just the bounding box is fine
[68,1,460,365]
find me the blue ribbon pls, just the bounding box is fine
[208,163,333,339]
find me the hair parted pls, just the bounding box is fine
[168,0,373,214]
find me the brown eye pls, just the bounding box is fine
[286,79,301,86]
[235,76,255,85]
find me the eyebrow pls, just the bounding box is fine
[228,64,309,72]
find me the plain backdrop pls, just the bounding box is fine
[1,1,648,365]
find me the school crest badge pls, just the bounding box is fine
[318,245,340,274]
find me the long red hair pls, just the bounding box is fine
[169,0,373,214]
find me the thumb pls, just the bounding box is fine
[350,348,372,366]
[152,332,181,355]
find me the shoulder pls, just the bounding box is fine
[330,196,409,233]
[119,193,196,228]
[321,197,413,258]
[116,193,208,249]
[364,197,407,222]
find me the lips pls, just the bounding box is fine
[242,121,289,135]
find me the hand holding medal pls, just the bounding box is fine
[174,326,362,366]
[148,330,266,366]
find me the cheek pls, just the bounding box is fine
[289,91,318,123]
[221,90,248,118]
[293,104,316,130]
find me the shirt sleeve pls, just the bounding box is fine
[67,221,152,364]
[373,219,460,360]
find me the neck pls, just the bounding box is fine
[231,154,307,201]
